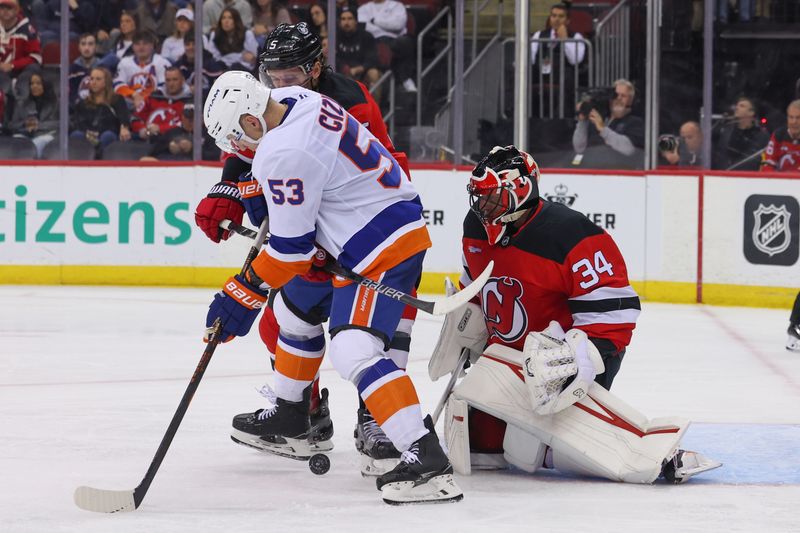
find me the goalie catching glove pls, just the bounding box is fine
[205,269,270,342]
[522,321,605,415]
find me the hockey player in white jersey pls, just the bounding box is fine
[202,71,462,505]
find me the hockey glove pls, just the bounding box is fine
[522,321,605,415]
[195,181,244,243]
[206,274,269,342]
[300,247,334,283]
[237,172,269,227]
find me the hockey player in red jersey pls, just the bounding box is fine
[430,145,720,483]
[193,23,411,474]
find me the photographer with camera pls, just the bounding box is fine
[659,121,703,167]
[572,79,644,169]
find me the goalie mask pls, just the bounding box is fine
[468,145,540,245]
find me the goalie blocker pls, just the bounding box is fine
[443,325,721,484]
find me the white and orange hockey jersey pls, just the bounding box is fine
[249,87,431,289]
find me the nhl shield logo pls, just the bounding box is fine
[752,204,791,256]
[743,195,799,266]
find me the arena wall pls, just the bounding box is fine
[0,162,797,308]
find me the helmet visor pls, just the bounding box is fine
[468,185,512,226]
[259,65,313,89]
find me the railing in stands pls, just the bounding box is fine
[416,6,453,127]
[593,0,630,86]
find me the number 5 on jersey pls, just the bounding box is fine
[572,251,614,289]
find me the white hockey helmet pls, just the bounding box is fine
[203,71,272,153]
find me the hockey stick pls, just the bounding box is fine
[219,219,494,316]
[74,219,271,513]
[431,347,471,426]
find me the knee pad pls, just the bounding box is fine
[328,328,384,383]
[503,424,547,474]
[272,290,324,339]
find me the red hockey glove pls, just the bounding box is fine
[195,181,244,243]
[301,247,334,283]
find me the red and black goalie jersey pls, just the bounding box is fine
[461,200,640,353]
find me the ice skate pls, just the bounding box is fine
[786,324,800,352]
[376,416,463,505]
[231,397,330,460]
[660,450,722,484]
[354,408,401,476]
[310,388,334,444]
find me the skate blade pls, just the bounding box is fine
[359,454,400,477]
[676,460,723,483]
[381,474,464,505]
[231,429,330,460]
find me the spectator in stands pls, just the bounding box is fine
[70,66,132,151]
[32,0,96,44]
[10,72,56,157]
[530,2,586,116]
[135,0,178,44]
[98,10,138,71]
[141,103,219,160]
[714,96,769,170]
[717,0,754,24]
[68,32,100,106]
[0,0,42,100]
[207,7,259,70]
[113,30,172,111]
[175,33,225,93]
[161,8,197,63]
[336,6,380,90]
[572,78,645,169]
[761,99,800,172]
[660,120,703,167]
[131,66,191,141]
[203,0,252,33]
[358,0,417,92]
[95,1,126,53]
[250,0,291,43]
[308,2,328,38]
[0,89,6,132]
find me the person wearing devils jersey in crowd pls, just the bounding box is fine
[761,99,800,172]
[130,66,192,141]
[457,145,640,469]
[193,23,414,477]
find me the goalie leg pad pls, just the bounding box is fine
[444,395,471,475]
[455,344,689,484]
[428,279,488,381]
[502,424,546,473]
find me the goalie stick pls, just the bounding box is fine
[219,219,493,316]
[73,219,271,513]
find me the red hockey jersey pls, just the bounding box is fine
[0,15,42,73]
[761,128,800,172]
[461,200,640,352]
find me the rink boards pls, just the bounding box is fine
[0,163,798,308]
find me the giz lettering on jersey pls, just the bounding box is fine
[481,276,529,343]
[225,280,265,309]
[318,97,345,132]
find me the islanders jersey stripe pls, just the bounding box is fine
[251,250,313,289]
[267,231,317,260]
[338,197,431,275]
[357,358,420,426]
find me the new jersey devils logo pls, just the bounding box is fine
[481,276,528,343]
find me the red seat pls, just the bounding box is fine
[41,41,79,65]
[569,9,594,36]
[376,41,392,68]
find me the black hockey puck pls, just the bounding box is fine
[309,453,330,475]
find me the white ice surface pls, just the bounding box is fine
[1,286,799,533]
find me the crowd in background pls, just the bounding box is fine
[0,0,798,170]
[0,0,420,161]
